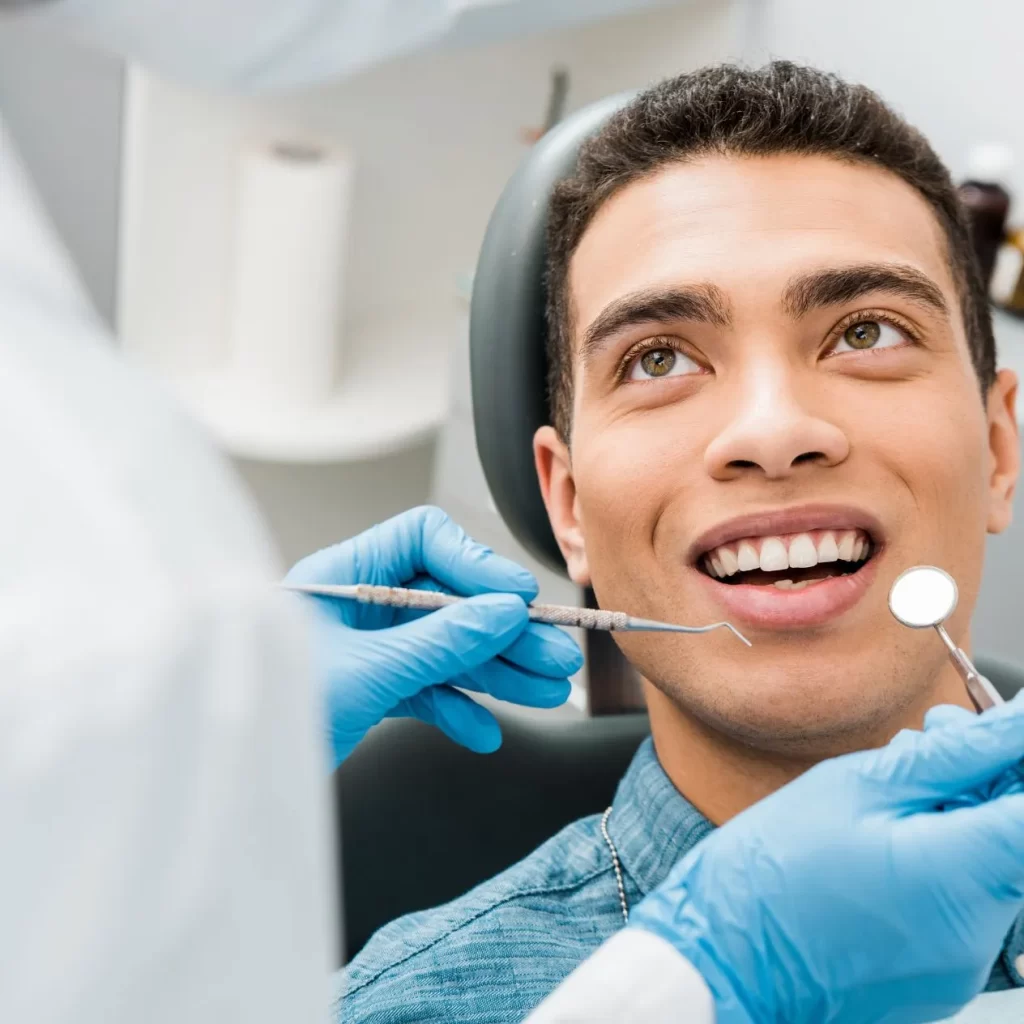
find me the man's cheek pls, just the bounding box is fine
[576,410,702,494]
[573,486,680,618]
[573,436,679,550]
[894,413,989,520]
[874,402,989,600]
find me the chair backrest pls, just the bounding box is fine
[470,93,631,573]
[334,656,1022,964]
[333,710,650,963]
[975,654,1024,701]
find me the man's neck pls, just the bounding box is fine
[644,668,974,825]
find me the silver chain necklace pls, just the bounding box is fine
[600,806,629,925]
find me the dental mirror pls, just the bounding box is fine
[888,565,1004,712]
[888,565,958,628]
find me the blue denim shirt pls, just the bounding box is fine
[334,739,1024,1023]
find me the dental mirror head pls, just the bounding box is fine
[888,565,959,629]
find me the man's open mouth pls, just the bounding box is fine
[698,529,876,590]
[688,507,885,628]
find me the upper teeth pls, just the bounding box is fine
[703,529,871,578]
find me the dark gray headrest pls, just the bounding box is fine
[470,93,632,575]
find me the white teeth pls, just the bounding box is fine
[837,531,857,562]
[789,579,815,591]
[788,533,817,569]
[737,541,760,572]
[759,537,789,572]
[817,532,839,563]
[705,528,871,578]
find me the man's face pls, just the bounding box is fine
[535,153,1019,754]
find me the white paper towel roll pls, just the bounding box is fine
[228,142,353,406]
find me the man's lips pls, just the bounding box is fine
[694,550,881,630]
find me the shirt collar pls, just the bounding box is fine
[607,737,715,897]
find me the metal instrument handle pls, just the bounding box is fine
[528,603,629,631]
[935,625,1003,712]
[953,647,1004,711]
[352,588,632,630]
[353,584,457,610]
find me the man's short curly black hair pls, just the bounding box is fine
[544,61,995,440]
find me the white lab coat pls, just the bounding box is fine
[0,116,334,1024]
[0,2,715,1022]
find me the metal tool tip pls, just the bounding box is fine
[719,622,752,646]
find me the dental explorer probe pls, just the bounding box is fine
[888,565,1004,712]
[281,582,752,646]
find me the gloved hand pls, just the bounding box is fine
[631,695,1024,1024]
[286,506,583,767]
[918,704,1024,806]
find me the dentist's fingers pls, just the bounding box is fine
[454,659,572,709]
[887,705,975,752]
[500,622,584,680]
[373,593,531,701]
[393,686,503,753]
[932,794,1024,898]
[285,507,539,629]
[401,575,584,679]
[924,705,976,731]
[397,506,539,599]
[860,694,1024,806]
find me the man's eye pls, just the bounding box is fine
[628,347,700,381]
[832,320,908,355]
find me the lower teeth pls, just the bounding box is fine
[774,572,852,590]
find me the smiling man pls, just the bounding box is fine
[337,63,1024,1023]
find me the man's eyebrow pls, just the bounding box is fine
[781,263,949,319]
[578,285,731,360]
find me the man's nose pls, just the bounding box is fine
[703,365,850,480]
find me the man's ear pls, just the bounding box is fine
[986,368,1019,535]
[534,426,591,586]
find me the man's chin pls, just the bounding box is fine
[644,670,922,759]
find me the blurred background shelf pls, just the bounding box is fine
[160,312,452,462]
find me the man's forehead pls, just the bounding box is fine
[568,153,956,343]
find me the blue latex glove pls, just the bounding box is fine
[631,695,1024,1024]
[285,506,583,767]
[918,704,1024,807]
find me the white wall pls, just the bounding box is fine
[0,18,123,323]
[749,0,1024,204]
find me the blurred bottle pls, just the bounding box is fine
[999,229,1024,316]
[958,143,1013,292]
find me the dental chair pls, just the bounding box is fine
[332,94,1024,964]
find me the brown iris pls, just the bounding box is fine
[843,321,882,349]
[640,349,676,377]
